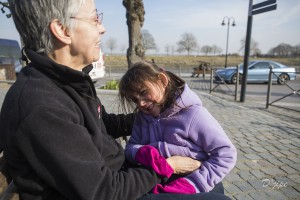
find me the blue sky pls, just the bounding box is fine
[1,0,300,55]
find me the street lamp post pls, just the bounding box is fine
[221,17,236,68]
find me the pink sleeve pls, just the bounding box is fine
[152,178,196,194]
[134,145,173,178]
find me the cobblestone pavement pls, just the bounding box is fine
[192,91,300,200]
[1,75,299,200]
[187,77,300,200]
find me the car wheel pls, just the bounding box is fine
[231,73,242,84]
[277,73,290,85]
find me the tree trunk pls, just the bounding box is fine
[123,0,145,68]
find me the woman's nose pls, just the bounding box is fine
[98,24,106,35]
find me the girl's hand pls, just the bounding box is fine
[166,156,201,174]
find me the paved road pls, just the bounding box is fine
[209,79,300,105]
[1,75,299,200]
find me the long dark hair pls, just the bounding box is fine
[118,61,185,113]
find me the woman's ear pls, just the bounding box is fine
[49,19,71,45]
[158,73,169,88]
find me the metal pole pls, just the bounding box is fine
[240,0,253,102]
[225,21,230,68]
[108,65,111,77]
[210,68,213,94]
[266,66,273,109]
[235,66,239,100]
[222,17,235,68]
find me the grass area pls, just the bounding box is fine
[102,55,300,90]
[104,55,300,72]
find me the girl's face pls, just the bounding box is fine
[131,78,167,117]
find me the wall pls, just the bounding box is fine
[0,64,16,80]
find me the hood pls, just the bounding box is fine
[161,84,202,118]
[216,66,237,72]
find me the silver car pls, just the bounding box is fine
[214,60,296,85]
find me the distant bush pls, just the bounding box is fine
[100,80,119,90]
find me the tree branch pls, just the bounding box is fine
[0,1,11,18]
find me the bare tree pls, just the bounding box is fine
[106,38,117,55]
[165,44,170,55]
[171,45,176,56]
[293,43,300,57]
[239,37,261,56]
[269,43,293,57]
[120,44,127,54]
[201,45,213,56]
[154,46,159,55]
[123,0,145,68]
[196,46,201,56]
[211,45,222,56]
[141,29,156,53]
[177,33,198,56]
[0,1,11,18]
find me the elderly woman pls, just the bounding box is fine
[0,0,232,200]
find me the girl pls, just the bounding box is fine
[119,61,237,194]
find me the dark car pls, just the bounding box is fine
[214,60,296,85]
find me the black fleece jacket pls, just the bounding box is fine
[0,49,161,200]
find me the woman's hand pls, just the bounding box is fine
[166,156,201,175]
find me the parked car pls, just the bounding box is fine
[214,60,296,85]
[89,49,106,82]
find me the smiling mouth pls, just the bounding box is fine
[140,103,152,113]
[147,104,158,115]
[95,41,101,47]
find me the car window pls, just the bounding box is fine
[240,61,255,68]
[252,62,269,69]
[270,63,280,69]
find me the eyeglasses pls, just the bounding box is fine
[70,12,103,26]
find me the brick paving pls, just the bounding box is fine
[186,78,300,200]
[1,74,300,200]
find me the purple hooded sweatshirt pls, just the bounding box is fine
[125,84,237,192]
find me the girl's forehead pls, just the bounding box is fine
[127,82,148,95]
[132,80,151,90]
[144,80,158,88]
[127,80,158,96]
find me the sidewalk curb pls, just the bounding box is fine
[96,88,118,95]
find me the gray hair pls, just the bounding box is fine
[8,0,91,54]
